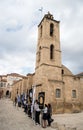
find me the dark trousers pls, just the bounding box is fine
[47,114,51,126]
[35,111,40,124]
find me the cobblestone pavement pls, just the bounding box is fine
[0,98,83,130]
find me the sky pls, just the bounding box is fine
[0,0,83,76]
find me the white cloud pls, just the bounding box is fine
[0,0,83,75]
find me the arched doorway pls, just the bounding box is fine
[6,90,10,97]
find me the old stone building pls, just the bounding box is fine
[11,12,83,113]
[0,73,24,98]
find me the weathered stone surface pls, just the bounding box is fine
[58,124,66,130]
[51,122,58,129]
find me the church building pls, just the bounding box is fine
[11,12,83,113]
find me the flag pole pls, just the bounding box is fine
[32,85,36,124]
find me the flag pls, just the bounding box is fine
[32,85,36,105]
[32,85,36,121]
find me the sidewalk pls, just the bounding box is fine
[0,98,83,130]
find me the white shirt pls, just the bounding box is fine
[34,102,40,112]
[43,107,48,113]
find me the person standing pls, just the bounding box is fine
[47,103,52,126]
[42,104,48,128]
[34,100,40,125]
[17,95,21,107]
[14,96,17,106]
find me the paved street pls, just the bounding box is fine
[0,98,83,130]
[53,111,83,130]
[0,98,53,130]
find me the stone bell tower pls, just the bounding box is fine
[34,12,63,110]
[35,12,62,81]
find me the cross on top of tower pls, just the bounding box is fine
[44,11,54,20]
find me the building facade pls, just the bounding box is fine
[0,73,24,98]
[11,12,83,113]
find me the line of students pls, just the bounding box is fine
[32,100,53,128]
[14,96,53,128]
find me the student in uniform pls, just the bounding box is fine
[42,104,48,128]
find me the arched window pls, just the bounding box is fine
[38,46,41,62]
[50,44,54,59]
[62,69,64,74]
[56,89,61,98]
[72,90,76,98]
[50,23,54,36]
[40,25,42,37]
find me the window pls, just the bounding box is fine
[50,44,54,59]
[40,25,42,37]
[4,82,6,87]
[50,23,54,36]
[62,69,64,74]
[38,46,41,62]
[56,89,61,98]
[1,82,3,87]
[72,90,76,98]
